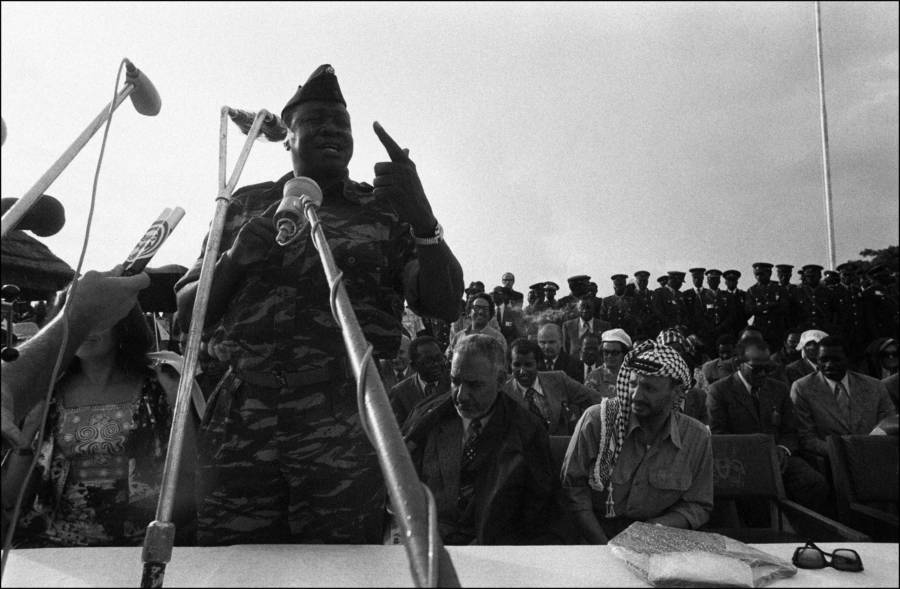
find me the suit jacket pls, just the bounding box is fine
[700,358,738,389]
[495,304,526,345]
[402,391,555,545]
[785,358,816,385]
[543,350,584,383]
[389,374,449,428]
[790,371,896,457]
[681,287,715,337]
[379,361,414,392]
[708,373,800,452]
[561,317,610,357]
[501,371,594,435]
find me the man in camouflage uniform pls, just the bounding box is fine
[795,264,836,334]
[744,262,788,352]
[175,65,463,545]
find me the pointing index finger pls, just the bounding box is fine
[373,121,408,162]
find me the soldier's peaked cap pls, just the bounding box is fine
[688,267,706,275]
[723,269,742,279]
[705,269,722,276]
[567,275,591,285]
[610,274,627,281]
[544,281,560,291]
[281,64,346,125]
[802,264,824,272]
[775,264,794,270]
[634,270,650,278]
[667,271,686,279]
[529,282,546,292]
[752,262,774,270]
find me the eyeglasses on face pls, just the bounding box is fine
[792,541,863,572]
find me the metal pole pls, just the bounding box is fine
[815,0,837,270]
[0,83,136,239]
[139,108,271,588]
[302,196,456,587]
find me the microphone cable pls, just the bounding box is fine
[1,58,129,577]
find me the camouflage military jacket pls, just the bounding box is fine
[177,172,417,373]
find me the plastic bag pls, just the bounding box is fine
[608,522,797,588]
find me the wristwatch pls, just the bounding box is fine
[411,222,443,246]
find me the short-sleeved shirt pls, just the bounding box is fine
[562,405,713,530]
[176,173,418,373]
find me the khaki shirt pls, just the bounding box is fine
[561,405,713,529]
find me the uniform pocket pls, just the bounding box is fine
[650,469,692,491]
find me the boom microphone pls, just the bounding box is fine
[0,194,65,237]
[228,108,288,142]
[124,59,161,116]
[275,176,323,246]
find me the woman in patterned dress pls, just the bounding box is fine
[2,304,195,547]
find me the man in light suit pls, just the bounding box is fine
[562,298,610,359]
[389,335,449,428]
[708,337,829,515]
[503,338,594,435]
[791,335,897,460]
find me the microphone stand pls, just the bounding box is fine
[139,108,270,588]
[297,191,457,588]
[1,73,143,240]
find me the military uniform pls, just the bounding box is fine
[861,268,900,342]
[831,282,865,361]
[795,283,836,333]
[651,273,685,331]
[722,269,747,337]
[744,263,788,352]
[631,271,657,341]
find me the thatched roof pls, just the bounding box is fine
[1,230,75,301]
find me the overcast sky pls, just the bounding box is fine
[2,1,897,298]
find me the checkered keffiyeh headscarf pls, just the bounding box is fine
[588,339,691,517]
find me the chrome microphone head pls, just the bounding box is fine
[284,176,323,208]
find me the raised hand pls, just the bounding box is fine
[372,121,436,235]
[226,200,280,269]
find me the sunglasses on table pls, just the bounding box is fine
[792,541,864,572]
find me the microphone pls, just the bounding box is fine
[0,194,65,237]
[124,58,161,116]
[227,108,288,142]
[275,176,323,246]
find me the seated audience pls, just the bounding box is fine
[445,293,507,364]
[578,332,604,389]
[864,337,898,380]
[389,335,449,427]
[585,328,632,400]
[707,337,829,515]
[698,334,738,390]
[536,323,583,382]
[791,335,897,460]
[785,329,828,384]
[561,339,713,544]
[502,338,594,435]
[401,334,555,545]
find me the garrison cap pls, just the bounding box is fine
[775,264,794,271]
[544,281,560,292]
[634,270,650,278]
[688,267,706,275]
[705,269,722,276]
[502,272,515,281]
[667,271,686,279]
[801,264,824,273]
[752,262,774,271]
[723,269,742,279]
[610,274,627,281]
[281,64,347,126]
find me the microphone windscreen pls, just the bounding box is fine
[284,176,323,207]
[1,194,66,237]
[124,59,161,116]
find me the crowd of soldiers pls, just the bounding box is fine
[429,262,899,369]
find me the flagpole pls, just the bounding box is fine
[815,0,837,270]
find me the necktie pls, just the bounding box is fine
[750,385,761,415]
[835,381,850,417]
[462,419,482,469]
[424,382,436,398]
[524,387,547,426]
[396,370,405,382]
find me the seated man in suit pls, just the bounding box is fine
[578,332,604,399]
[791,335,897,461]
[537,322,584,382]
[561,339,713,543]
[698,334,738,390]
[389,335,449,427]
[562,298,610,359]
[785,329,827,385]
[502,338,595,435]
[707,336,829,515]
[401,334,555,545]
[586,328,632,401]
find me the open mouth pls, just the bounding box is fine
[319,142,342,154]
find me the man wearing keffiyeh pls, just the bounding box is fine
[560,339,714,544]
